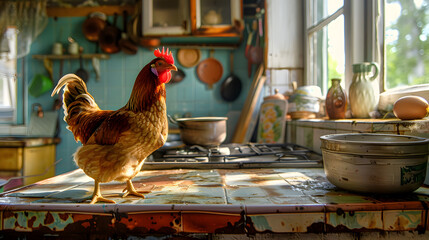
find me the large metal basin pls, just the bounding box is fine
[320,133,429,194]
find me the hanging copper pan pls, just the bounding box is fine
[197,52,223,89]
[99,13,121,54]
[82,12,106,42]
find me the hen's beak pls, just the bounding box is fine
[169,64,178,72]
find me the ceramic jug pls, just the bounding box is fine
[349,62,379,118]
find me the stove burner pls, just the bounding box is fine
[146,143,323,169]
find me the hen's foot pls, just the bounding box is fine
[89,180,116,204]
[122,180,147,198]
[89,194,116,204]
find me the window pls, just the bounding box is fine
[305,0,345,93]
[0,27,17,123]
[385,0,429,89]
[305,0,429,95]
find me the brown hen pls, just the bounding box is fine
[51,48,177,204]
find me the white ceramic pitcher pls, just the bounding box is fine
[349,62,379,118]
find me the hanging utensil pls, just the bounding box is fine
[99,13,121,54]
[177,48,201,68]
[126,5,141,44]
[82,12,106,42]
[75,47,89,82]
[196,50,223,89]
[170,68,186,84]
[92,57,101,81]
[43,58,53,81]
[246,20,257,77]
[28,74,53,97]
[119,10,138,55]
[220,52,242,102]
[248,21,263,77]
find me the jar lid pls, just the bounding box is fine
[264,89,286,100]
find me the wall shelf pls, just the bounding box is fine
[32,54,110,60]
[46,5,135,17]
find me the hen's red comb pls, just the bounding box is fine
[154,47,174,65]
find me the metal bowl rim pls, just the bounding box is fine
[320,133,429,145]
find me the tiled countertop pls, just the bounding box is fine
[1,168,429,238]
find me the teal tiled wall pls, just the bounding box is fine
[22,16,253,174]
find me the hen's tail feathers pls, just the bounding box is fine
[51,74,99,119]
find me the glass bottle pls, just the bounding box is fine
[325,78,347,119]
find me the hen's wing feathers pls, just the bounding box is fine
[92,111,131,145]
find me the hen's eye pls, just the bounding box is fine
[157,62,163,66]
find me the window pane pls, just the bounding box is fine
[152,0,189,27]
[385,0,429,89]
[0,27,17,122]
[310,0,344,25]
[327,15,345,89]
[311,15,345,94]
[200,0,232,25]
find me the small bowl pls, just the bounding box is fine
[320,133,429,194]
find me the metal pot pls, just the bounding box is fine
[170,117,227,146]
[320,133,429,194]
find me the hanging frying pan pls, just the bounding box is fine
[99,13,120,54]
[221,52,242,102]
[82,12,106,42]
[197,50,223,89]
[170,68,186,84]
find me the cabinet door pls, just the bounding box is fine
[23,144,55,185]
[142,0,191,36]
[193,0,242,35]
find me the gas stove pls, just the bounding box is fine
[144,143,323,170]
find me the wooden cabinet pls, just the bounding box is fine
[0,138,57,186]
[143,0,191,36]
[142,0,242,37]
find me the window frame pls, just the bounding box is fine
[304,0,381,95]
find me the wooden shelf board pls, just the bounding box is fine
[32,54,110,60]
[46,5,136,17]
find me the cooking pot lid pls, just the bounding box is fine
[177,48,201,68]
[197,58,223,88]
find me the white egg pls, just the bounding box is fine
[393,96,428,120]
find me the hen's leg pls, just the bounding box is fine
[90,180,116,204]
[122,179,145,198]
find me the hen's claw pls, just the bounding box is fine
[122,180,146,198]
[90,180,116,204]
[90,195,116,204]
